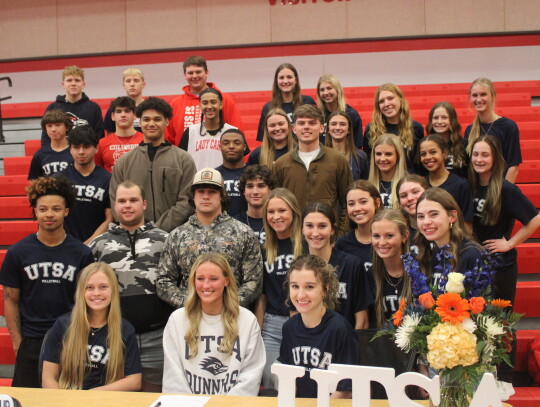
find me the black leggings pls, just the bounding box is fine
[493,262,518,383]
[493,262,518,304]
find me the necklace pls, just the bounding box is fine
[481,122,495,136]
[384,271,404,295]
[36,232,67,247]
[90,326,105,336]
[380,181,391,195]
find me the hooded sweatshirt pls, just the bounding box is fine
[41,93,104,145]
[89,221,173,333]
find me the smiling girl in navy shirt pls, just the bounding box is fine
[302,202,372,329]
[278,255,359,399]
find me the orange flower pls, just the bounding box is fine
[435,292,470,324]
[419,292,436,310]
[491,299,512,308]
[393,298,406,327]
[469,297,486,314]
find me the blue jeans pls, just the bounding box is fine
[261,313,288,390]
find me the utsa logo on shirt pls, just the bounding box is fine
[87,344,109,367]
[338,282,348,299]
[184,335,242,362]
[42,161,69,175]
[183,336,242,394]
[264,254,294,274]
[73,185,106,202]
[383,295,399,313]
[291,346,332,370]
[223,180,240,197]
[24,262,77,282]
[200,356,228,375]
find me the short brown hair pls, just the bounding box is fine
[62,65,84,80]
[293,104,324,124]
[41,109,73,132]
[183,56,208,73]
[116,180,145,201]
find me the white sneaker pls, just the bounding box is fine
[496,380,509,401]
[501,381,515,399]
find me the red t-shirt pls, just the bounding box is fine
[94,131,144,172]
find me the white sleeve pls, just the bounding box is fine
[227,309,266,396]
[162,310,192,394]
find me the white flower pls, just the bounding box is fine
[461,318,477,333]
[485,317,504,337]
[478,315,504,338]
[482,342,495,364]
[395,314,422,350]
[445,272,465,293]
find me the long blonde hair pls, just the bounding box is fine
[263,188,304,264]
[466,78,497,155]
[368,134,408,209]
[368,83,414,150]
[370,210,411,329]
[59,262,124,389]
[184,253,239,359]
[468,135,505,225]
[316,74,347,116]
[260,108,295,168]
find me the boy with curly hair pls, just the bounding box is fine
[0,176,94,387]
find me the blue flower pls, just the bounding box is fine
[463,251,500,299]
[402,252,430,296]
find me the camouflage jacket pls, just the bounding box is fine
[156,212,263,308]
[89,221,172,333]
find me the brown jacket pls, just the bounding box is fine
[273,145,353,233]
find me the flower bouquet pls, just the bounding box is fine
[378,246,522,407]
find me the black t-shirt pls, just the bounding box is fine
[464,117,522,169]
[328,249,373,327]
[363,120,425,173]
[446,138,469,178]
[428,173,474,222]
[380,180,393,209]
[256,95,316,141]
[0,234,94,337]
[473,180,538,266]
[56,164,111,242]
[247,145,289,166]
[233,212,266,246]
[278,309,359,398]
[350,149,369,181]
[215,165,247,217]
[430,239,482,290]
[366,265,405,323]
[28,146,73,180]
[322,104,363,148]
[334,230,372,273]
[42,313,142,389]
[263,238,294,316]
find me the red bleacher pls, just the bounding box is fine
[1,81,539,399]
